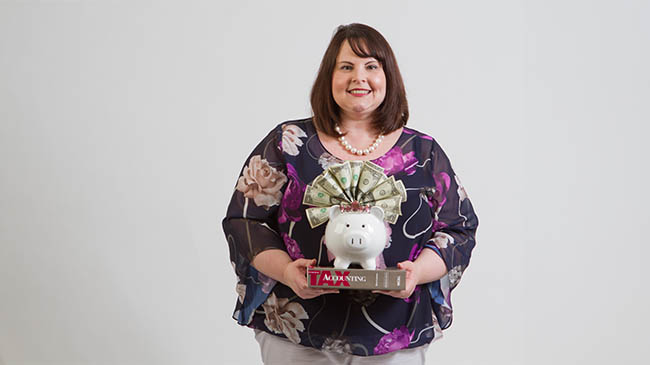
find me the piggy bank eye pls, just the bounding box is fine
[346,223,350,228]
[362,224,366,228]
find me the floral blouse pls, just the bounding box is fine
[222,118,478,356]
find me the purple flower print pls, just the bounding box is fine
[422,185,450,232]
[373,146,417,176]
[278,164,305,224]
[408,243,423,262]
[433,172,451,210]
[282,232,304,260]
[433,220,448,232]
[403,128,433,141]
[373,325,414,355]
[430,171,451,232]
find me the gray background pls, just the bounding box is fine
[1,0,648,364]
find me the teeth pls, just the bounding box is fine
[350,90,370,95]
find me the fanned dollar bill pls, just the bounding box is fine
[327,162,353,201]
[361,176,405,203]
[303,160,408,228]
[303,185,344,206]
[357,162,385,196]
[306,207,331,228]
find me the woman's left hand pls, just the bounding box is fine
[372,260,419,299]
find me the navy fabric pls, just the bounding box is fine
[222,118,478,356]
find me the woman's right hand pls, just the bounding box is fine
[282,258,339,299]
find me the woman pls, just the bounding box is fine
[223,23,478,364]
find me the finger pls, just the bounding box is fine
[292,258,309,267]
[377,289,409,298]
[287,271,308,287]
[373,290,396,296]
[302,288,337,299]
[398,261,414,271]
[320,289,339,295]
[297,288,319,299]
[311,288,338,295]
[295,258,317,268]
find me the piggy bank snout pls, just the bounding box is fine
[343,230,370,250]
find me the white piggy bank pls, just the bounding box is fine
[325,205,388,270]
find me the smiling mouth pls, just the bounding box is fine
[348,89,371,96]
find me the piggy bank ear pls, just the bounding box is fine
[370,206,384,221]
[329,205,341,220]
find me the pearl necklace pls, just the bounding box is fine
[335,124,384,156]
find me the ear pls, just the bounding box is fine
[370,206,384,221]
[329,205,341,220]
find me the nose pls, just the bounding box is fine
[352,68,367,84]
[345,232,367,248]
[348,237,363,246]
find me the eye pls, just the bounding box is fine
[362,224,366,228]
[346,223,350,228]
[367,64,379,70]
[341,65,352,70]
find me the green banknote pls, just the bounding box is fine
[306,206,331,228]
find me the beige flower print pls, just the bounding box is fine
[432,232,455,249]
[454,174,469,223]
[236,155,287,209]
[447,265,463,288]
[262,292,309,344]
[318,152,340,170]
[282,124,307,156]
[236,283,246,303]
[321,337,352,354]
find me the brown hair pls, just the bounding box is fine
[310,23,409,137]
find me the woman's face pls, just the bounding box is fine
[331,40,386,122]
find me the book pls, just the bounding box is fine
[306,267,406,291]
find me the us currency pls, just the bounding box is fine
[349,160,363,194]
[303,185,345,207]
[383,209,399,224]
[314,172,347,200]
[357,162,386,196]
[328,162,353,200]
[367,198,401,225]
[306,206,331,228]
[395,180,407,202]
[361,176,401,203]
[368,196,403,216]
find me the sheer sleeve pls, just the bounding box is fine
[423,139,479,330]
[222,125,289,325]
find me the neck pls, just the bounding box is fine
[338,116,376,135]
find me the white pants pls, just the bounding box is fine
[254,329,428,365]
